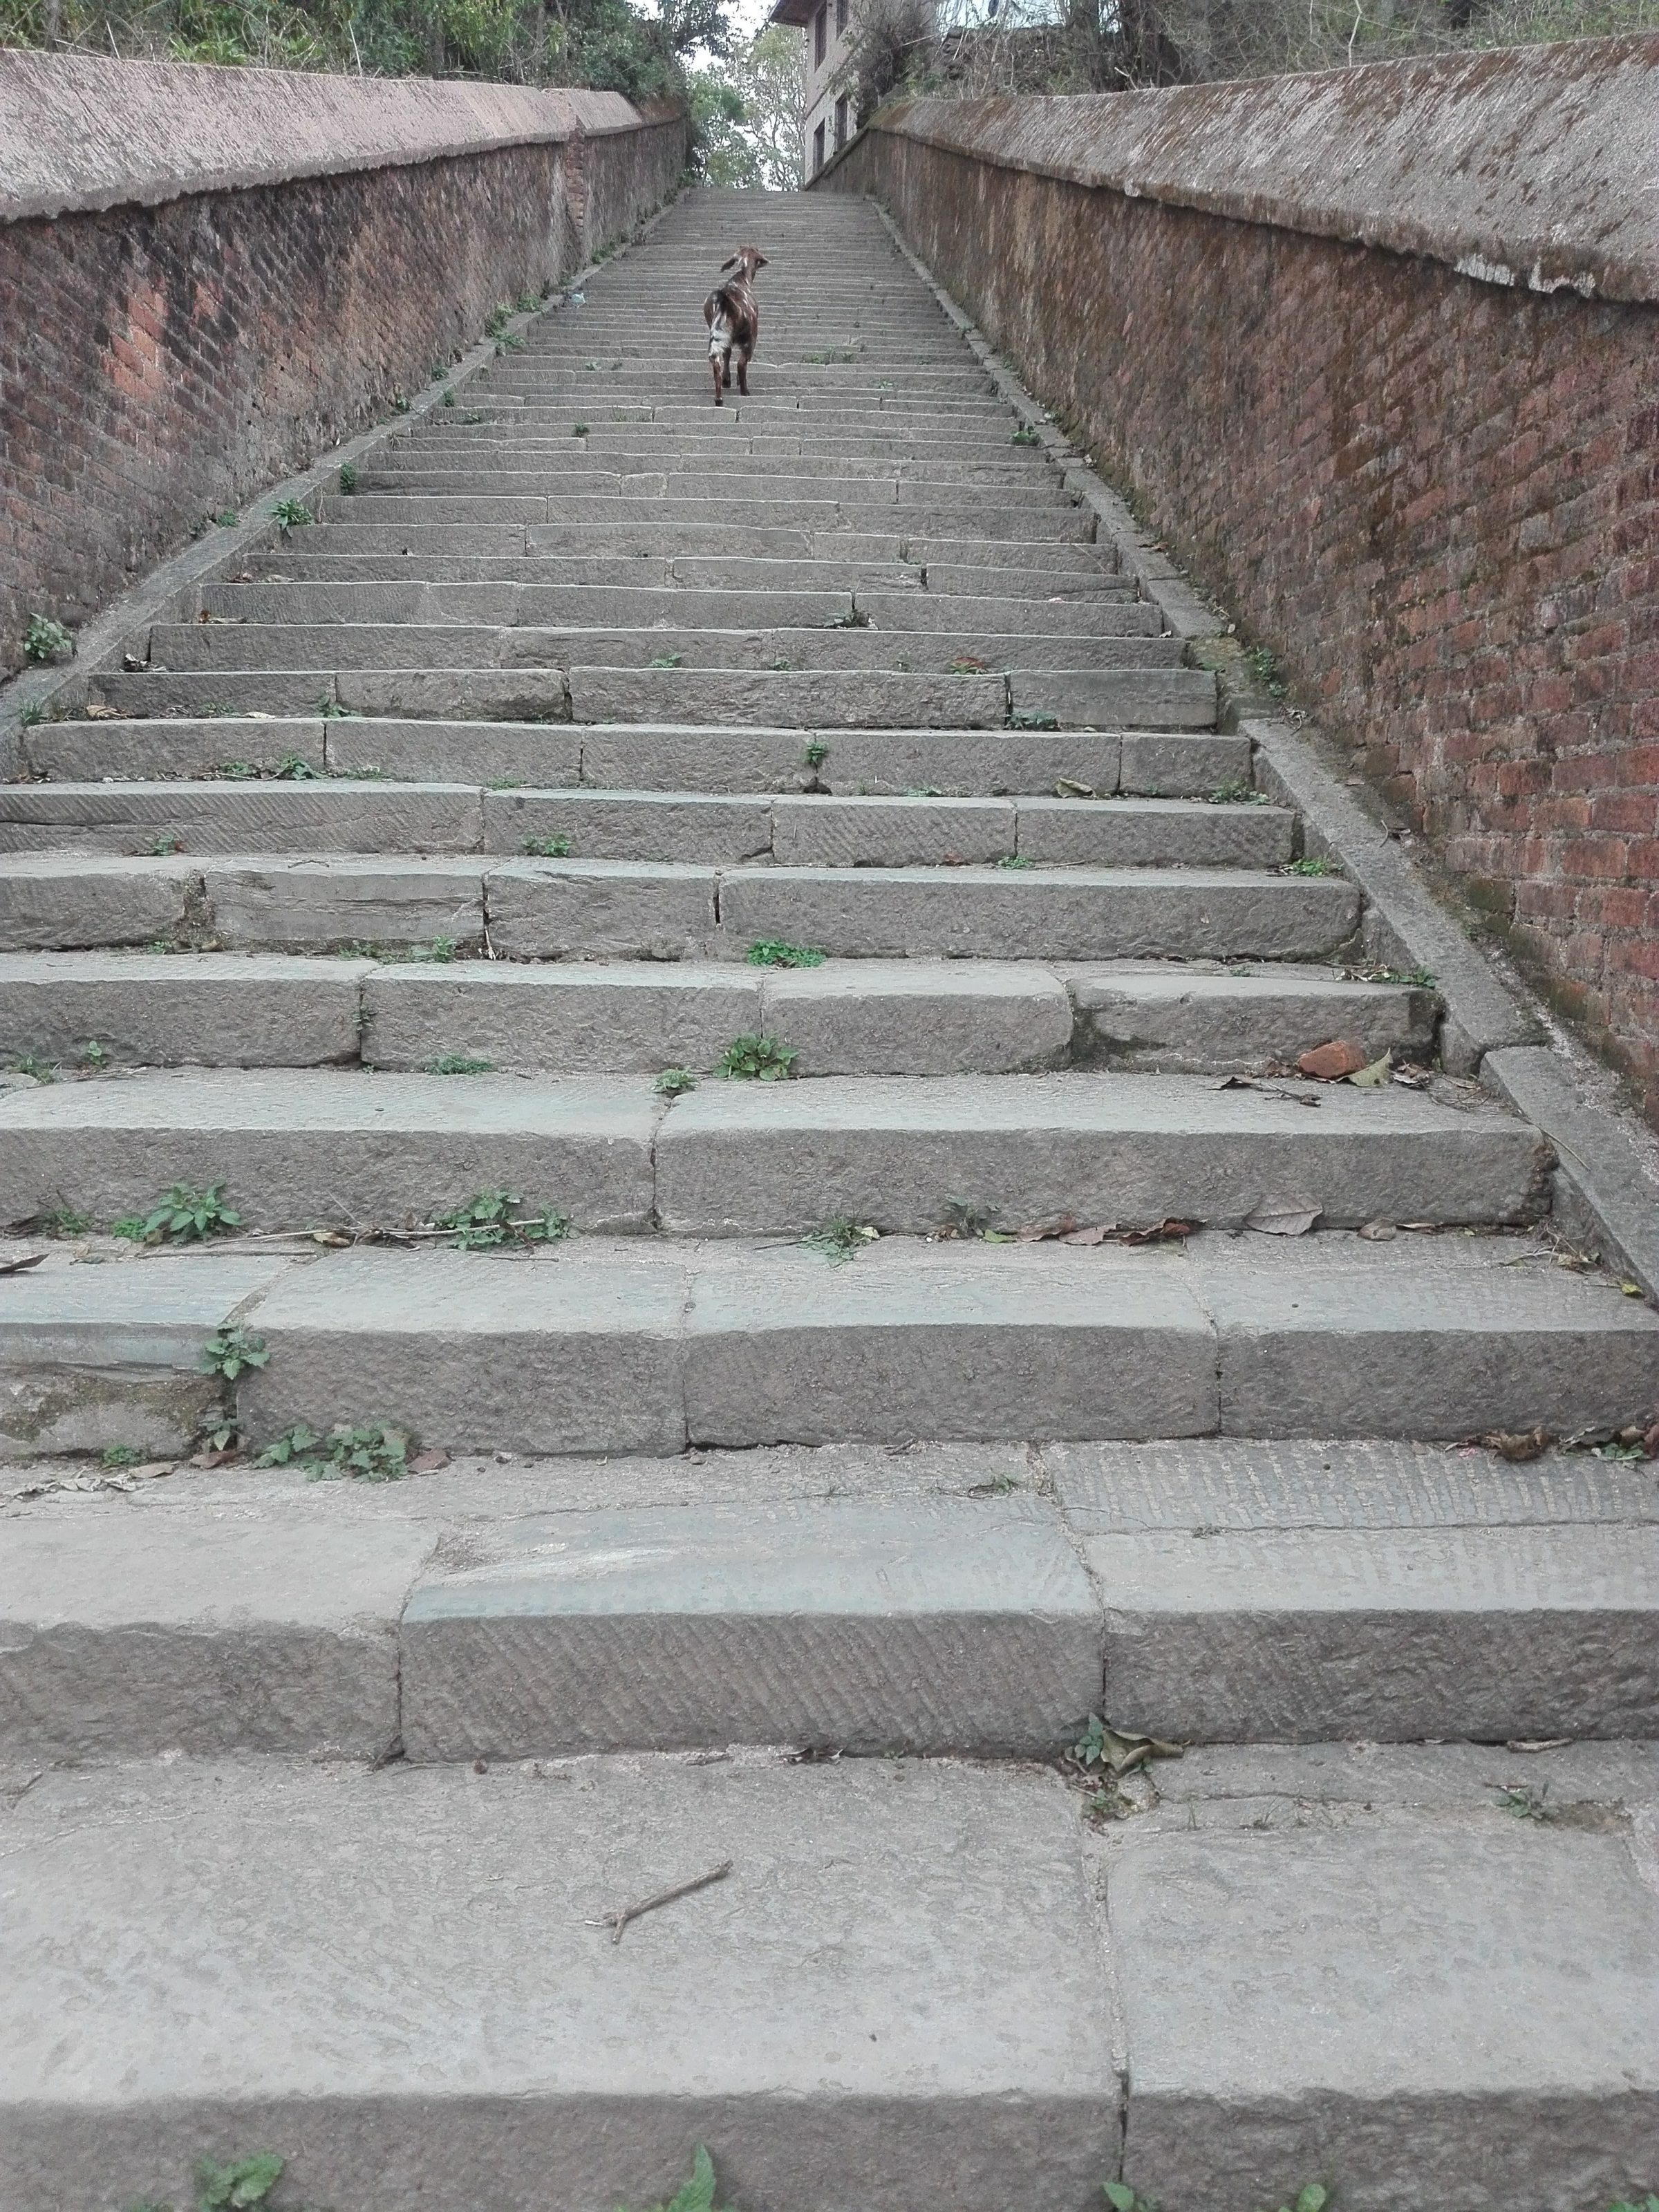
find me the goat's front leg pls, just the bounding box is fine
[735,346,751,396]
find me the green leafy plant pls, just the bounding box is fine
[802,739,831,769]
[144,833,182,856]
[271,498,312,529]
[1010,706,1060,731]
[1245,644,1288,697]
[655,1067,697,1097]
[337,462,359,494]
[572,422,590,437]
[101,1443,143,1470]
[217,760,259,780]
[1209,779,1268,805]
[800,1215,878,1263]
[941,1197,998,1239]
[522,834,572,857]
[1264,2189,1329,2212]
[426,1053,494,1075]
[22,614,73,664]
[256,1422,412,1483]
[997,854,1033,870]
[39,1203,91,1236]
[213,509,239,527]
[805,347,856,364]
[947,655,991,675]
[431,1190,571,1250]
[442,387,456,407]
[1341,963,1438,989]
[1283,856,1338,877]
[78,1039,111,1069]
[745,940,825,968]
[648,652,685,668]
[1607,2197,1659,2211]
[1103,2188,1159,2212]
[1011,424,1042,446]
[18,702,46,729]
[823,609,871,629]
[719,1033,797,1081]
[6,1051,55,1082]
[116,1181,242,1244]
[617,2146,735,2212]
[199,1328,269,1384]
[405,937,458,964]
[265,752,318,782]
[389,395,411,415]
[317,698,363,719]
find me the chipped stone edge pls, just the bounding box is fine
[864,198,1659,1308]
[0,189,686,782]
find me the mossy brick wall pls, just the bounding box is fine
[0,84,684,685]
[824,49,1659,1118]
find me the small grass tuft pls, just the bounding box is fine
[802,738,831,769]
[1011,424,1042,447]
[719,1033,797,1081]
[1244,644,1288,698]
[745,940,825,968]
[800,1215,878,1264]
[213,509,238,527]
[256,1423,411,1483]
[404,937,458,964]
[432,1189,571,1250]
[274,751,319,780]
[39,1203,92,1236]
[271,498,312,529]
[7,1051,56,1082]
[442,387,456,407]
[823,608,871,629]
[522,834,572,857]
[1010,706,1059,731]
[1283,856,1338,877]
[572,422,590,437]
[655,1066,697,1097]
[101,1443,143,1470]
[997,854,1034,870]
[1209,778,1268,805]
[648,651,685,668]
[337,462,359,494]
[426,1053,494,1075]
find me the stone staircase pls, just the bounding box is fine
[2,189,1657,2212]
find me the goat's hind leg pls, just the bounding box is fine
[735,344,751,396]
[711,350,725,405]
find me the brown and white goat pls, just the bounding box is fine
[703,244,768,405]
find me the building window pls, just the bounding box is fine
[814,4,827,64]
[835,0,848,30]
[812,120,826,172]
[834,94,850,149]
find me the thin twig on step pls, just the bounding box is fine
[595,1858,733,1945]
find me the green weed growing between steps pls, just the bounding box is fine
[719,1033,797,1080]
[256,1422,413,1483]
[745,939,825,968]
[431,1190,572,1250]
[113,1182,241,1244]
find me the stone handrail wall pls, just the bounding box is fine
[0,54,686,677]
[818,38,1659,1119]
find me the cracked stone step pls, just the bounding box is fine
[0,951,371,1065]
[0,1070,1539,1234]
[200,583,1152,630]
[0,1757,1116,2212]
[317,494,1100,539]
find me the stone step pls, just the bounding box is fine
[0,1233,1651,1457]
[0,1068,1542,1235]
[198,583,1161,634]
[0,1757,1129,2210]
[0,854,1351,959]
[0,953,1431,1078]
[21,720,1242,796]
[10,1443,1657,1758]
[252,548,1135,598]
[0,785,1288,865]
[89,665,1216,731]
[316,494,1099,539]
[257,526,1125,575]
[150,621,1183,674]
[354,469,1071,505]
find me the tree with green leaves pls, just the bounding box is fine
[688,21,805,188]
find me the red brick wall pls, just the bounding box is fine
[827,129,1659,1119]
[0,114,684,683]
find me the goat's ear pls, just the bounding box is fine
[753,252,770,267]
[719,254,740,274]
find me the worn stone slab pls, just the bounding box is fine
[1016,796,1293,868]
[0,1757,1114,2212]
[718,866,1359,961]
[1192,1235,1659,1438]
[578,724,1126,798]
[653,1073,1544,1233]
[761,961,1074,1076]
[858,591,1159,635]
[401,1496,1102,1757]
[238,1244,693,1456]
[0,1069,659,1233]
[336,668,570,721]
[1112,1828,1659,2208]
[364,962,762,1072]
[771,795,1015,866]
[0,950,368,1067]
[203,857,485,949]
[1067,964,1436,1072]
[152,621,507,672]
[683,1240,1217,1445]
[1089,1524,1659,1741]
[326,718,581,785]
[0,780,482,856]
[485,857,718,957]
[91,669,334,718]
[484,787,774,863]
[1011,668,1217,731]
[21,717,328,782]
[0,1250,294,1457]
[1047,1434,1659,1530]
[0,856,196,951]
[0,1512,429,1756]
[1118,729,1250,794]
[571,668,1011,730]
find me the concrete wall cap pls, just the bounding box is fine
[865,35,1659,305]
[0,50,672,222]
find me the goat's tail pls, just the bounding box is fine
[707,306,735,359]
